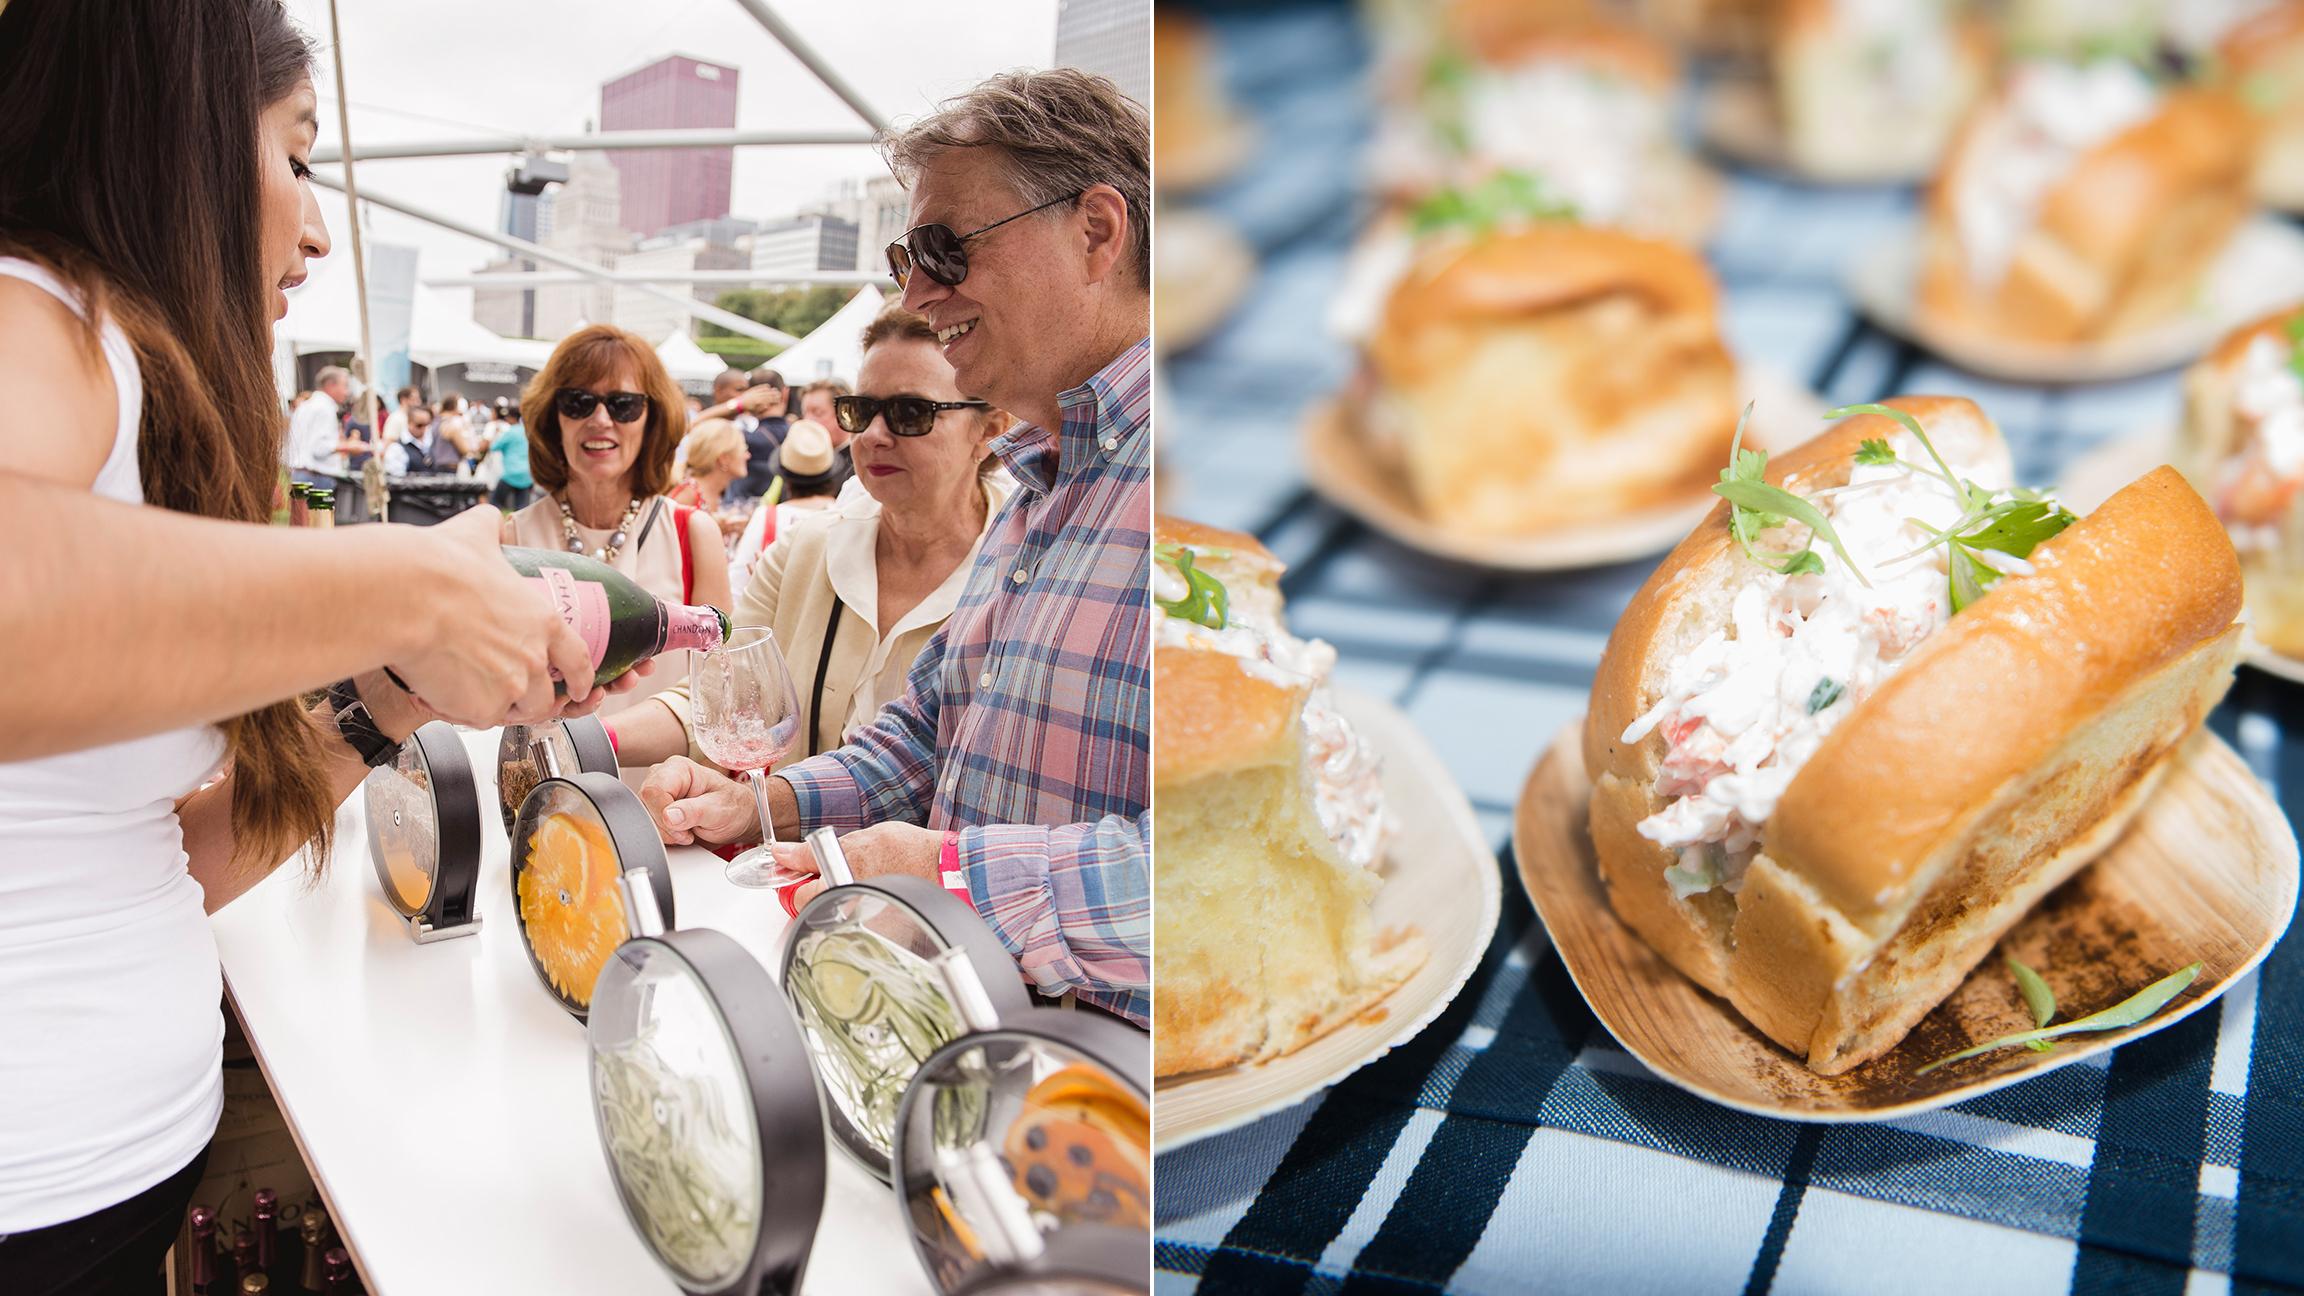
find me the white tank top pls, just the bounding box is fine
[0,258,230,1233]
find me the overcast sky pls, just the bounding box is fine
[284,0,1062,312]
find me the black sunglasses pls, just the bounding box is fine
[831,394,990,438]
[883,191,1084,290]
[555,388,649,423]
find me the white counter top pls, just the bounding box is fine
[210,725,925,1296]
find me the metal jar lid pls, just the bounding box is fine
[587,927,826,1296]
[363,721,483,943]
[508,770,676,1019]
[890,992,1151,1296]
[778,832,1033,1183]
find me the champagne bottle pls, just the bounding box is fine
[190,1205,218,1295]
[501,546,729,686]
[253,1189,278,1277]
[299,1214,327,1293]
[289,484,310,529]
[308,491,334,529]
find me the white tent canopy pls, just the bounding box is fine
[758,286,883,387]
[276,253,551,375]
[656,329,730,384]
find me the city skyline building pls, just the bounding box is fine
[750,212,862,279]
[1054,0,1148,105]
[598,54,741,238]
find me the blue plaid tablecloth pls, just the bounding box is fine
[1151,4,2304,1293]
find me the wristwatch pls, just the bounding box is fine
[326,677,402,768]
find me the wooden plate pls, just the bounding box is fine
[2059,431,2304,683]
[1513,719,2298,1121]
[1299,369,1824,572]
[1153,686,1502,1152]
[1155,208,1256,356]
[1695,77,1935,185]
[1846,218,2304,384]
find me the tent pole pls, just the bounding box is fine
[323,0,381,501]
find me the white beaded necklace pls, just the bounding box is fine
[557,495,645,564]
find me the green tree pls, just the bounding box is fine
[703,285,849,339]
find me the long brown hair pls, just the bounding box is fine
[0,0,337,873]
[522,325,687,500]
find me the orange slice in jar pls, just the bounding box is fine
[518,812,626,1009]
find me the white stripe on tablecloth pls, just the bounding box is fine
[2210,969,2259,1097]
[1885,1109,2098,1170]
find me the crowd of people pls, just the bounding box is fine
[0,0,1147,1288]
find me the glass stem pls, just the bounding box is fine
[747,766,778,845]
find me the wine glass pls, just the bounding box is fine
[689,626,806,888]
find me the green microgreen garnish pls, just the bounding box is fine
[1424,46,1475,154]
[2007,956,2058,1051]
[1825,404,2077,614]
[1715,404,1871,585]
[1913,962,2202,1076]
[1154,542,1231,630]
[2285,313,2304,383]
[1408,169,1578,237]
[1663,847,1722,901]
[1806,678,1844,714]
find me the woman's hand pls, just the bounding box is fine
[638,755,761,846]
[387,505,601,725]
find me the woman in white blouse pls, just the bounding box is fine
[610,304,1013,763]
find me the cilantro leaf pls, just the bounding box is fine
[1807,678,1844,714]
[1779,550,1825,577]
[1826,402,1963,495]
[1913,963,2202,1076]
[1959,500,2074,560]
[1947,543,1994,614]
[1855,439,1897,466]
[1153,543,1230,630]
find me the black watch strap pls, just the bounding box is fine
[327,678,402,769]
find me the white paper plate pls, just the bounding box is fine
[1695,77,1936,185]
[1152,687,1502,1152]
[1300,366,1827,572]
[1846,218,2304,384]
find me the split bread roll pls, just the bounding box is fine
[2221,4,2304,207]
[1918,61,2257,345]
[1361,223,1738,537]
[1153,518,1425,1077]
[1586,397,2242,1074]
[1771,0,1991,178]
[2181,303,2304,655]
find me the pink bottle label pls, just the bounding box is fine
[529,568,611,668]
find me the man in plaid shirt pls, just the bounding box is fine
[641,69,1151,1026]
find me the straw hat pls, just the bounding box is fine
[779,420,836,476]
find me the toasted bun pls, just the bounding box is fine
[1920,84,2258,344]
[1587,398,2243,1072]
[1368,224,1737,536]
[2182,305,2304,655]
[1452,9,1680,90]
[1152,515,1426,1076]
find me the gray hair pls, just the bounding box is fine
[315,365,350,389]
[880,69,1148,287]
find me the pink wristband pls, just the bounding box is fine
[938,831,970,904]
[603,723,619,754]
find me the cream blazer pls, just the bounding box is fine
[655,473,1013,763]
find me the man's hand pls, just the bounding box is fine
[737,385,782,417]
[774,822,944,907]
[638,756,760,846]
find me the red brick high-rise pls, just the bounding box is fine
[599,55,740,238]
